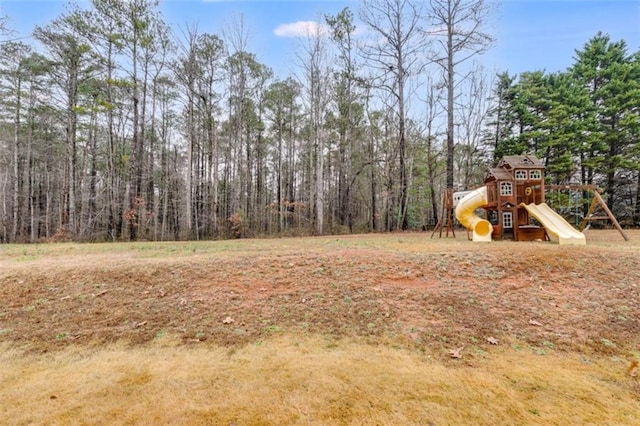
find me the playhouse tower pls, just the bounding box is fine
[483,155,546,241]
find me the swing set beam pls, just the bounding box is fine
[546,185,630,241]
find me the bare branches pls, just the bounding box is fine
[427,0,495,67]
[425,0,495,188]
[359,0,431,230]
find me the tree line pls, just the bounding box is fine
[491,33,640,223]
[0,0,638,243]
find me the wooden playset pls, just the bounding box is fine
[447,155,627,244]
[431,155,628,244]
[483,155,547,241]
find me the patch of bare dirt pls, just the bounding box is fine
[1,230,639,357]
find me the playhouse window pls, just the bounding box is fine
[529,170,542,180]
[515,170,527,180]
[488,210,499,225]
[500,182,513,196]
[503,212,513,229]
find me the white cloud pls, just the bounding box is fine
[273,21,329,38]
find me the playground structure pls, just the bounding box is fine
[454,155,594,244]
[453,186,492,242]
[546,184,629,241]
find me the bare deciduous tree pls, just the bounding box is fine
[296,19,332,235]
[421,72,445,225]
[326,7,360,232]
[456,64,491,188]
[359,0,426,230]
[427,0,495,189]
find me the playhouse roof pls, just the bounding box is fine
[485,168,512,182]
[498,155,544,170]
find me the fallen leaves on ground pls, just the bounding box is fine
[449,347,464,359]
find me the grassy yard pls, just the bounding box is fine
[1,230,639,424]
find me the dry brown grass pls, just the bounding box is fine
[1,230,639,424]
[1,333,639,425]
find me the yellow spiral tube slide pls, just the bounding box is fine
[454,186,493,242]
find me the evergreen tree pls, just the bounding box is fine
[571,32,640,214]
[487,71,517,164]
[539,72,589,184]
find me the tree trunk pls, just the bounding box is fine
[446,15,455,189]
[27,88,36,242]
[87,104,98,239]
[128,41,140,240]
[370,137,377,231]
[634,170,640,225]
[12,78,22,242]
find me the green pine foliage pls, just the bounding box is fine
[491,32,640,225]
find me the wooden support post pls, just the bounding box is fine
[580,196,598,231]
[580,190,630,241]
[431,189,456,239]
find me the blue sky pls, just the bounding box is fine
[1,0,639,78]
